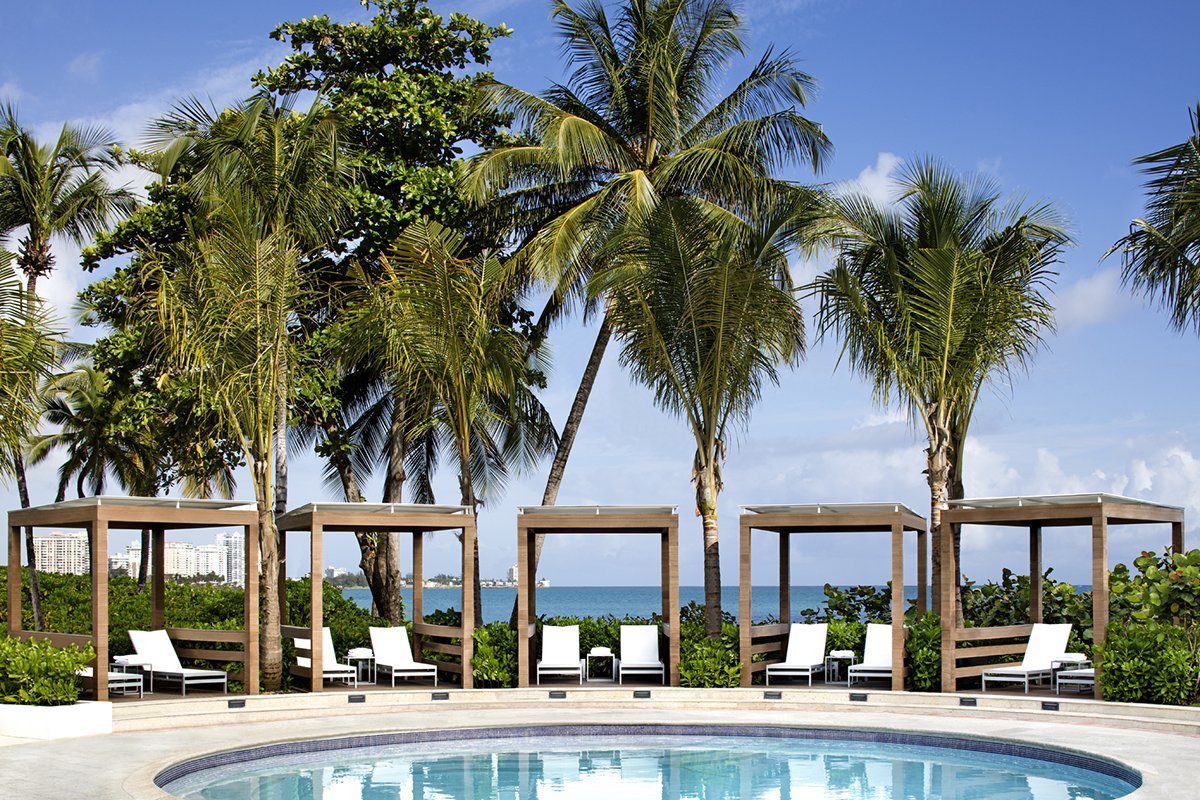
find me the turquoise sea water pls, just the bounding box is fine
[342,585,922,624]
[164,733,1135,800]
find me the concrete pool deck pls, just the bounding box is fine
[2,688,1197,798]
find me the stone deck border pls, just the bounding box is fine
[2,688,1195,798]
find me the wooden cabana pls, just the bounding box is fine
[6,496,259,700]
[516,505,680,687]
[275,502,476,691]
[940,493,1185,699]
[738,503,928,691]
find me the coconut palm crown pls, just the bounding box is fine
[1110,102,1200,334]
[0,104,136,296]
[463,0,831,311]
[808,157,1070,616]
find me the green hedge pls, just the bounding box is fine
[1098,621,1199,705]
[0,637,93,706]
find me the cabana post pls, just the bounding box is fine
[738,503,927,691]
[515,506,680,687]
[6,496,259,701]
[940,493,1185,700]
[275,503,476,691]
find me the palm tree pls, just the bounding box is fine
[0,103,135,627]
[0,251,60,629]
[347,219,557,626]
[595,198,805,635]
[1110,103,1200,333]
[463,0,830,622]
[28,365,152,502]
[28,363,161,584]
[0,104,136,298]
[148,94,352,690]
[808,158,1069,618]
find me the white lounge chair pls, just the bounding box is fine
[369,626,439,687]
[295,627,358,688]
[847,623,893,686]
[537,624,584,684]
[981,622,1072,693]
[128,629,228,696]
[617,625,665,684]
[765,623,828,686]
[79,666,143,698]
[1055,666,1095,694]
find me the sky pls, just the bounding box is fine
[2,0,1199,594]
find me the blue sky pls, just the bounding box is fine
[2,1,1199,593]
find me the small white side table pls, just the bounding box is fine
[346,647,375,685]
[113,655,154,693]
[586,648,615,683]
[825,650,857,685]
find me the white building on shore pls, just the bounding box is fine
[117,531,247,584]
[33,531,90,575]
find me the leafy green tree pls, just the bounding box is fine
[148,94,353,690]
[253,0,515,623]
[347,220,557,625]
[463,0,830,624]
[808,158,1069,619]
[0,103,135,628]
[254,0,513,257]
[1110,103,1200,333]
[595,199,805,635]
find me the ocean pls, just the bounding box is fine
[341,585,922,624]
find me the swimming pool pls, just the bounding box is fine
[158,725,1139,799]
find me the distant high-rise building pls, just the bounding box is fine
[216,531,245,587]
[33,531,89,575]
[507,563,518,583]
[109,552,136,576]
[118,532,246,584]
[194,544,224,579]
[163,541,196,577]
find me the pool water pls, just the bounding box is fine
[162,733,1136,800]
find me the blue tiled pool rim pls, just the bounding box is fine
[154,723,1141,791]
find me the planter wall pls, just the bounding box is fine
[0,700,113,740]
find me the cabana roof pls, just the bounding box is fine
[742,502,921,517]
[9,495,258,529]
[18,495,257,513]
[946,492,1180,511]
[517,504,677,516]
[740,501,925,533]
[276,502,474,533]
[943,493,1183,527]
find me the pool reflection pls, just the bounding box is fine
[183,739,1129,800]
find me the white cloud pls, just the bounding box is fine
[67,51,103,81]
[840,152,902,208]
[853,409,907,430]
[0,80,22,102]
[976,156,1003,177]
[1054,266,1131,331]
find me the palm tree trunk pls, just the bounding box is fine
[696,466,723,638]
[274,355,288,519]
[926,427,951,622]
[137,528,150,592]
[457,458,482,629]
[375,388,406,624]
[254,459,283,692]
[508,317,611,627]
[948,431,966,627]
[13,454,43,631]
